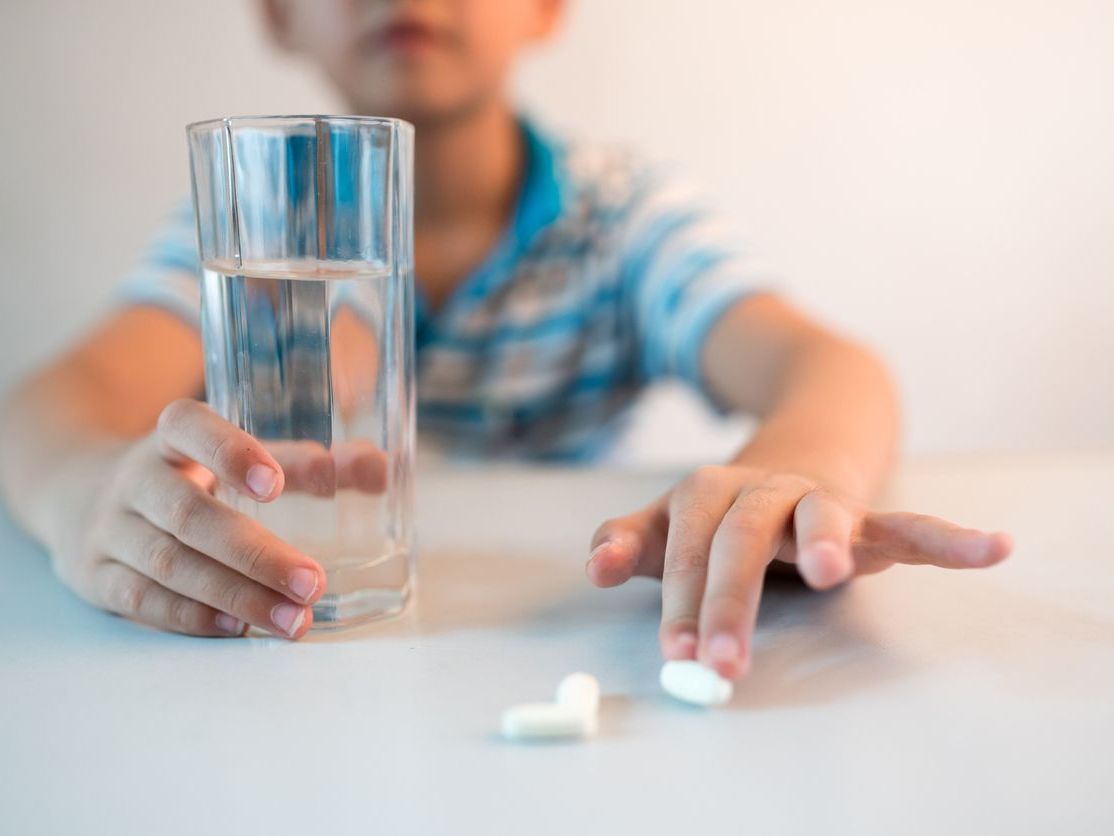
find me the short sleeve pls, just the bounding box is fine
[619,168,775,403]
[116,198,202,327]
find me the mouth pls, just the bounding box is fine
[369,17,446,54]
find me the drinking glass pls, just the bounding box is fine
[187,115,415,630]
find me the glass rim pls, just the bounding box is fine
[186,114,414,134]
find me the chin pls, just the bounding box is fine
[353,90,485,129]
[345,62,489,127]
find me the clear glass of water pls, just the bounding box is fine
[186,115,415,630]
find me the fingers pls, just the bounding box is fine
[248,440,389,497]
[588,461,1015,685]
[698,478,808,679]
[103,511,313,638]
[586,499,669,589]
[333,440,389,493]
[985,531,1014,564]
[156,399,388,500]
[124,461,325,605]
[793,489,855,589]
[855,512,1014,572]
[91,559,245,638]
[155,399,284,501]
[658,467,739,662]
[267,441,337,497]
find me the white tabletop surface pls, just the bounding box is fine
[2,454,1112,836]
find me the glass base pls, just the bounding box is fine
[310,548,413,632]
[310,583,411,631]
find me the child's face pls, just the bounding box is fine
[264,0,563,125]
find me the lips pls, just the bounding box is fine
[375,19,444,52]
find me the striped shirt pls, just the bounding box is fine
[120,118,768,460]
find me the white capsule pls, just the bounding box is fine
[659,660,734,707]
[501,702,594,740]
[555,672,600,716]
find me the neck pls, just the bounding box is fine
[408,98,522,226]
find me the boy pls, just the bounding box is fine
[0,0,1011,681]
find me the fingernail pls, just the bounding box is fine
[707,633,740,663]
[988,532,1014,562]
[246,464,278,499]
[271,602,306,637]
[672,630,698,658]
[588,539,614,563]
[803,541,852,586]
[288,567,318,602]
[215,613,245,635]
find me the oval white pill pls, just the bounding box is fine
[555,672,600,716]
[659,660,734,707]
[501,702,594,740]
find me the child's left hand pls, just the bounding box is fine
[585,464,1013,680]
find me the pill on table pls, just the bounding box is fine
[659,660,734,707]
[555,672,600,716]
[501,702,594,740]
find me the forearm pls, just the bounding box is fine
[0,368,132,548]
[1,307,205,546]
[702,296,900,504]
[727,337,899,504]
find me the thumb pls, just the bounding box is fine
[586,496,669,587]
[854,511,1013,573]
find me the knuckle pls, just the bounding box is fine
[662,549,706,578]
[807,486,857,519]
[704,587,751,617]
[222,579,254,617]
[230,534,270,580]
[767,472,814,494]
[146,535,183,584]
[719,504,767,542]
[663,494,717,532]
[739,484,781,513]
[166,595,202,633]
[803,484,834,502]
[682,465,728,496]
[116,578,148,615]
[156,398,196,436]
[208,432,245,477]
[167,491,207,537]
[662,568,698,585]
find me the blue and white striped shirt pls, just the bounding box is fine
[121,119,768,460]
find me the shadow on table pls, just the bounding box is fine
[14,494,1105,713]
[330,547,910,710]
[3,520,903,709]
[728,576,908,710]
[310,547,588,642]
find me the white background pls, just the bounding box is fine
[1,0,1111,458]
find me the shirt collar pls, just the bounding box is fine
[513,116,565,253]
[415,115,566,341]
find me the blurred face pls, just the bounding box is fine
[264,0,563,125]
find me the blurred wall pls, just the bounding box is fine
[1,0,1111,459]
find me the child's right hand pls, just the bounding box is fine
[52,399,327,639]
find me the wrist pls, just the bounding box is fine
[21,440,127,555]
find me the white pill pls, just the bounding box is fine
[501,702,594,740]
[659,660,734,707]
[555,672,600,716]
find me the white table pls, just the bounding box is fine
[2,455,1112,836]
